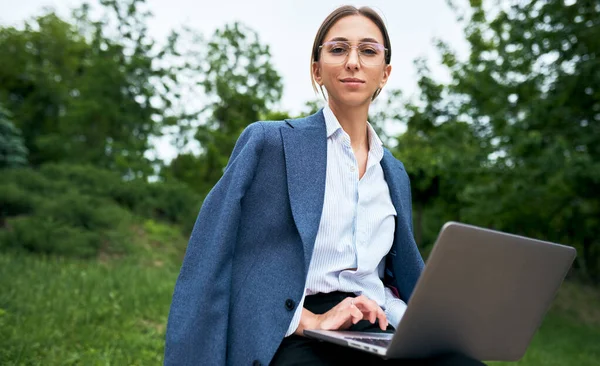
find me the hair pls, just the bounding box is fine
[310,5,392,101]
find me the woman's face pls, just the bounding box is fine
[313,15,392,108]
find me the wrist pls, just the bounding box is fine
[294,308,319,336]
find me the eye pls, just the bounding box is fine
[327,42,349,54]
[359,44,379,56]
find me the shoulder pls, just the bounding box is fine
[251,120,287,135]
[239,121,284,150]
[255,109,324,131]
[241,110,325,144]
[383,148,407,172]
[241,120,289,136]
[284,109,325,130]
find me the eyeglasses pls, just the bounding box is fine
[318,41,388,66]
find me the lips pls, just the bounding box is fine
[341,78,365,83]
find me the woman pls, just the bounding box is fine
[165,5,484,366]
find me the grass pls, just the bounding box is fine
[494,314,600,365]
[0,218,187,365]
[0,249,599,365]
[0,253,179,365]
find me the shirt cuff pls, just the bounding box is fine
[285,292,307,337]
[383,287,407,329]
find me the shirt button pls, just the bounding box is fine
[285,298,296,311]
[350,166,356,172]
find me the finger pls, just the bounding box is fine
[359,305,376,324]
[331,298,362,326]
[351,304,363,324]
[352,295,371,312]
[353,297,378,323]
[370,310,377,324]
[369,300,380,323]
[355,295,368,304]
[358,298,386,328]
[377,308,388,330]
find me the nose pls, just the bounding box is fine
[345,47,360,70]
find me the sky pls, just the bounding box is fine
[0,0,470,160]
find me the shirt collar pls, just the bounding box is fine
[323,104,342,138]
[323,105,384,149]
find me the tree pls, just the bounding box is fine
[0,105,28,168]
[0,0,182,177]
[440,0,600,282]
[390,61,490,248]
[166,22,283,194]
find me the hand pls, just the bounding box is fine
[295,295,388,336]
[317,295,389,331]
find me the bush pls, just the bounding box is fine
[37,163,201,229]
[109,178,151,212]
[39,163,122,198]
[38,192,128,231]
[0,163,199,258]
[146,181,201,227]
[0,188,133,257]
[2,216,102,258]
[2,167,59,196]
[0,183,36,219]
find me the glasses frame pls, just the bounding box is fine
[318,41,389,66]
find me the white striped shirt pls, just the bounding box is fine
[285,106,408,336]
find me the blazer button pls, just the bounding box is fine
[252,360,261,366]
[285,298,295,311]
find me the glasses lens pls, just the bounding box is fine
[358,43,385,66]
[322,42,349,64]
[321,42,385,66]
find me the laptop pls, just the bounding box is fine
[304,222,576,361]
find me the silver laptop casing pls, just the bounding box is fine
[305,222,576,361]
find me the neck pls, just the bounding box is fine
[328,100,370,151]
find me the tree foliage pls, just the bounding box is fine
[389,61,490,248]
[165,22,283,193]
[1,0,598,284]
[0,0,181,177]
[0,104,28,168]
[408,0,600,281]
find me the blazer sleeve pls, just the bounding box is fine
[164,122,265,366]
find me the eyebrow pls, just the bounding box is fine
[327,36,382,44]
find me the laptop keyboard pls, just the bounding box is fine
[346,337,392,348]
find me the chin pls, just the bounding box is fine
[331,93,372,108]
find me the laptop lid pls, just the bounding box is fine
[387,222,576,361]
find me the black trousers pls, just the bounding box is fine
[270,292,486,366]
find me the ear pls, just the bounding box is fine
[379,64,392,89]
[312,62,322,85]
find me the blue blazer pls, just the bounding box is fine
[164,110,424,366]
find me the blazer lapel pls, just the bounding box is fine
[281,111,327,275]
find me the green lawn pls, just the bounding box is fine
[0,253,178,365]
[1,251,599,365]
